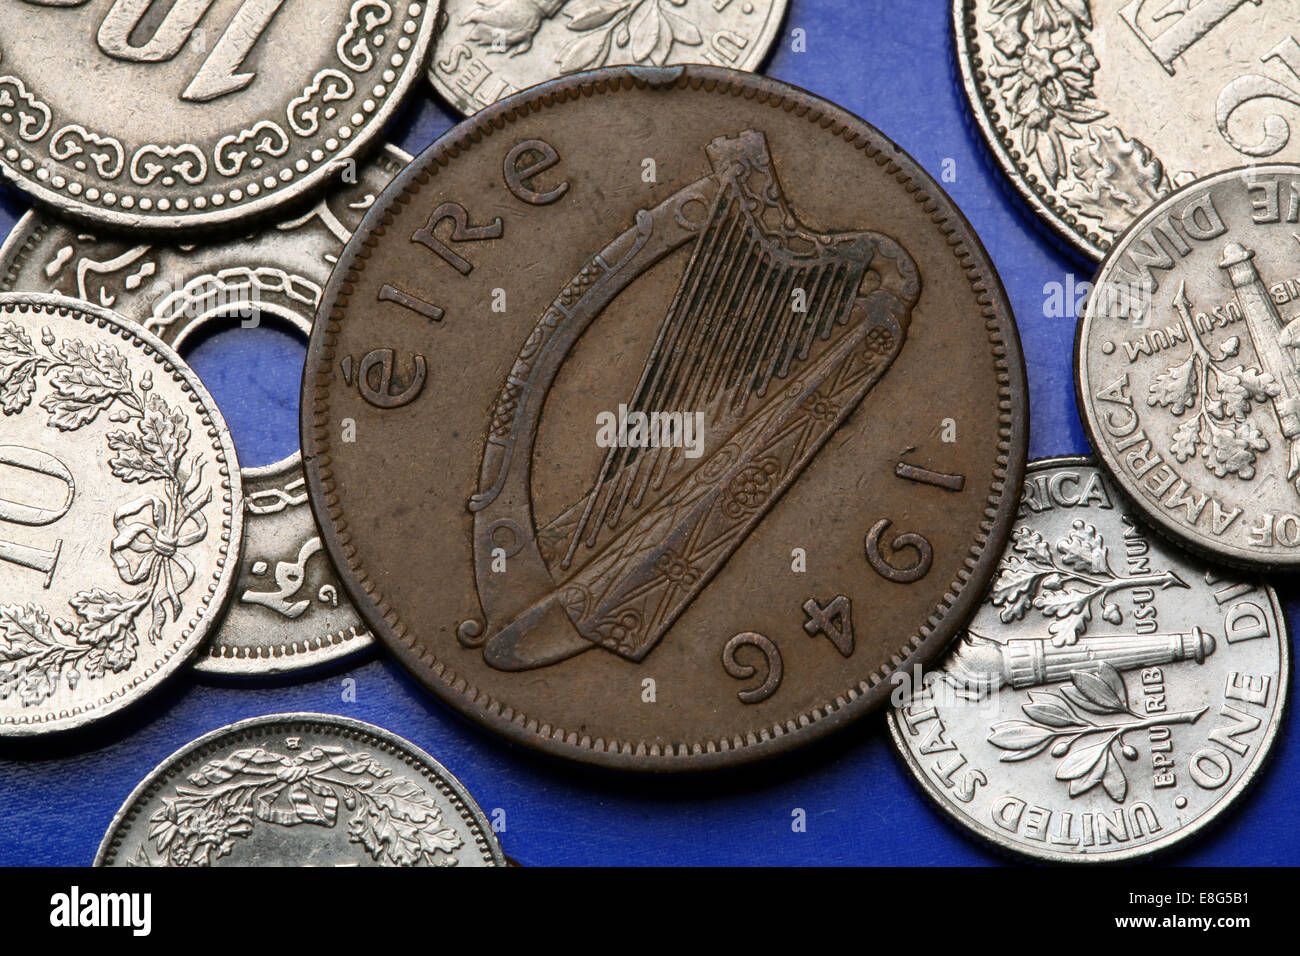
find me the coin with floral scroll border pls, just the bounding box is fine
[0,1,437,231]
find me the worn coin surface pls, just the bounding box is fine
[0,147,412,675]
[302,67,1029,770]
[954,0,1300,261]
[428,0,787,116]
[95,713,506,866]
[888,457,1288,863]
[0,1,436,231]
[1077,164,1300,568]
[0,294,242,735]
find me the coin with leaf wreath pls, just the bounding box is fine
[1077,164,1300,568]
[0,1,436,230]
[0,146,412,675]
[429,0,788,116]
[94,713,507,867]
[888,458,1287,863]
[0,294,242,736]
[954,0,1300,260]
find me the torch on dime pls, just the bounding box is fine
[888,458,1287,863]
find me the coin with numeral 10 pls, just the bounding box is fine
[0,146,413,675]
[888,458,1287,863]
[301,66,1028,770]
[0,294,243,735]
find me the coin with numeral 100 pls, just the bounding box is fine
[888,458,1287,863]
[0,146,413,675]
[0,294,243,735]
[301,66,1028,770]
[954,0,1300,261]
[94,713,507,866]
[0,1,437,230]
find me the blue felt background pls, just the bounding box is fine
[1,0,1294,867]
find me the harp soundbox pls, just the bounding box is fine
[464,130,920,671]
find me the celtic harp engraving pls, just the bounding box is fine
[464,129,920,672]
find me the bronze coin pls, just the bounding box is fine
[301,66,1029,770]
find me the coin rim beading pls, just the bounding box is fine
[302,65,1030,770]
[952,0,1110,262]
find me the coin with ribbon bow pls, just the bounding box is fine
[0,294,242,735]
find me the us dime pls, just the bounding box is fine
[954,0,1300,261]
[428,0,788,116]
[1077,164,1300,568]
[888,458,1288,863]
[0,294,242,735]
[0,147,412,675]
[95,713,507,866]
[302,67,1029,770]
[0,1,437,230]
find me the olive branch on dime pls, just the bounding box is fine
[135,746,463,867]
[1147,281,1281,481]
[989,520,1186,646]
[988,662,1206,803]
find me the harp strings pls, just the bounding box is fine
[561,182,862,570]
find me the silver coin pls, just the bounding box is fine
[0,1,437,231]
[0,147,412,675]
[1077,164,1300,568]
[887,457,1287,863]
[954,0,1300,261]
[0,293,243,735]
[95,713,507,867]
[428,0,788,116]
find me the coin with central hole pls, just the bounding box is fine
[301,66,1029,770]
[0,146,411,675]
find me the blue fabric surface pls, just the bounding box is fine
[1,0,1294,866]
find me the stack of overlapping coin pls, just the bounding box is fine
[0,0,1292,871]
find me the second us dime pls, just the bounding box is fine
[889,458,1287,862]
[302,67,1029,770]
